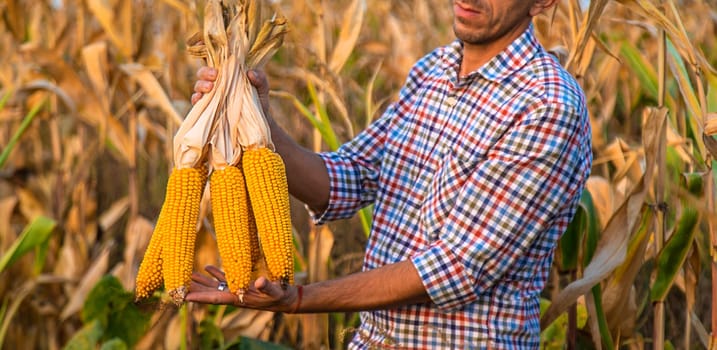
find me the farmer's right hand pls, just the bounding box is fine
[191,67,271,118]
[191,66,217,105]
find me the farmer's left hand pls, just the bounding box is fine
[185,265,300,313]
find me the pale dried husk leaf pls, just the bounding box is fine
[178,0,288,168]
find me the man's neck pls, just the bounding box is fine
[459,21,531,77]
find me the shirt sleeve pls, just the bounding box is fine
[411,102,591,311]
[309,52,438,224]
[308,109,391,224]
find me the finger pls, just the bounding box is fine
[194,80,214,94]
[189,280,220,293]
[191,272,217,287]
[253,277,284,299]
[185,291,239,306]
[204,265,226,281]
[191,92,202,105]
[247,70,269,94]
[247,70,271,116]
[196,66,218,81]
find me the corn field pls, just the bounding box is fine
[1,0,716,349]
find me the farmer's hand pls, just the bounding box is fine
[191,67,271,118]
[185,265,300,313]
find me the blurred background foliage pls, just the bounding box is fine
[1,0,717,348]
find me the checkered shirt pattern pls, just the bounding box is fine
[311,24,592,349]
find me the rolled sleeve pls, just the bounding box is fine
[412,240,477,310]
[308,152,378,224]
[308,109,395,225]
[412,103,590,310]
[309,58,429,225]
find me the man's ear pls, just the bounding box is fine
[529,0,559,17]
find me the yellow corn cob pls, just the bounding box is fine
[243,147,294,285]
[210,165,254,296]
[246,192,261,266]
[163,166,207,304]
[135,207,167,300]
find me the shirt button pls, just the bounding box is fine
[446,96,458,107]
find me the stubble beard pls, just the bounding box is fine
[452,0,494,45]
[453,19,494,46]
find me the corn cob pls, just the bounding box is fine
[135,207,167,300]
[135,0,291,304]
[246,191,262,266]
[243,147,294,285]
[163,166,207,304]
[135,166,207,303]
[136,0,291,305]
[209,165,254,297]
[210,0,292,286]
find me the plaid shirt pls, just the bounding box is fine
[312,24,592,349]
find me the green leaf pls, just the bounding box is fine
[278,88,340,151]
[34,238,50,275]
[0,216,56,274]
[560,200,586,270]
[666,39,702,129]
[0,97,47,169]
[199,319,225,350]
[666,39,706,161]
[359,206,373,237]
[707,73,717,113]
[63,319,103,350]
[681,172,704,196]
[100,338,128,350]
[650,207,700,302]
[619,43,676,112]
[0,90,12,111]
[581,191,601,266]
[540,298,588,349]
[590,285,615,350]
[620,43,658,103]
[307,81,340,150]
[561,190,601,271]
[82,275,151,347]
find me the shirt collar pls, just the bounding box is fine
[440,23,541,83]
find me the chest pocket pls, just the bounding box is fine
[420,145,481,242]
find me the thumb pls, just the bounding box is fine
[254,276,283,299]
[247,70,269,93]
[247,70,271,115]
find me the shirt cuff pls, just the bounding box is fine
[308,152,365,225]
[411,240,478,311]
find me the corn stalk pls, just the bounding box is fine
[652,1,668,348]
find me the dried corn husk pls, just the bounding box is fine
[179,0,288,169]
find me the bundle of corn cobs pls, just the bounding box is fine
[135,0,291,305]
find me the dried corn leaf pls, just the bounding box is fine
[85,0,133,58]
[328,0,365,74]
[204,0,228,67]
[121,216,154,289]
[158,0,192,15]
[704,113,717,136]
[541,107,667,329]
[247,16,288,68]
[60,248,110,320]
[565,0,608,73]
[245,0,263,45]
[120,63,183,127]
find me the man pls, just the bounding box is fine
[186,0,592,347]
